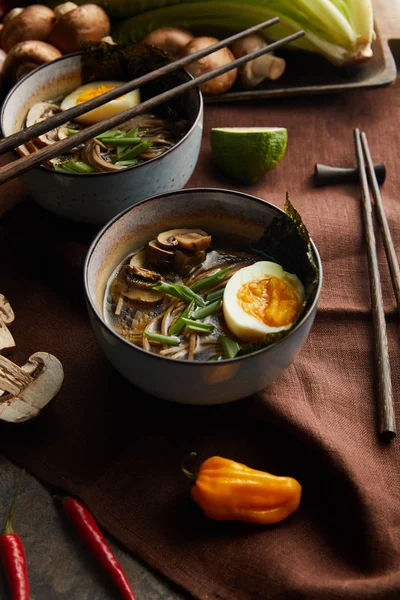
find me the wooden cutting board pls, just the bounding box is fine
[205,0,399,104]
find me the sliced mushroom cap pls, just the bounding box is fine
[129,250,164,281]
[0,352,64,423]
[157,228,211,252]
[26,102,60,128]
[111,265,164,304]
[112,265,164,305]
[146,239,174,270]
[174,248,206,275]
[0,294,14,325]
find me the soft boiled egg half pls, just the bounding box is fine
[60,81,141,126]
[223,261,305,343]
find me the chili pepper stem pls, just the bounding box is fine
[2,470,25,535]
[181,452,198,483]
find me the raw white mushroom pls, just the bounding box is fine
[0,352,64,423]
[0,294,15,354]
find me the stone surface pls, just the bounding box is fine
[0,455,190,600]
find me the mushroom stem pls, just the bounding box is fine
[0,352,64,423]
[241,53,286,87]
[231,34,286,89]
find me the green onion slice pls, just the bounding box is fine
[66,128,79,136]
[100,137,141,146]
[191,268,230,292]
[192,300,221,320]
[118,140,153,161]
[56,161,94,174]
[114,159,139,167]
[206,288,225,303]
[181,318,214,332]
[143,332,180,345]
[220,335,241,359]
[170,300,195,335]
[96,130,125,140]
[153,282,205,307]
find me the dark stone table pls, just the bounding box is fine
[0,455,189,599]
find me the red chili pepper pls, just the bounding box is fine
[0,471,29,600]
[58,496,136,600]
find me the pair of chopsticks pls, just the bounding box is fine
[0,19,305,184]
[354,128,398,441]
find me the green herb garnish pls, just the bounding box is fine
[206,288,225,303]
[118,140,153,161]
[181,318,214,333]
[144,332,180,345]
[154,282,205,307]
[220,335,241,359]
[191,268,229,292]
[170,300,195,335]
[192,300,221,320]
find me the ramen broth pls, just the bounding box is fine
[102,226,308,362]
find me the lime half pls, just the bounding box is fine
[210,127,288,185]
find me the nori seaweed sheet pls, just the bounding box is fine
[241,195,320,354]
[80,41,189,120]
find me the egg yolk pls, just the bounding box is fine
[76,84,120,104]
[237,276,301,327]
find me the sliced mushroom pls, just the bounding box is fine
[0,295,15,354]
[26,102,61,128]
[129,250,163,281]
[112,265,163,305]
[157,231,179,250]
[157,228,211,252]
[174,248,206,275]
[0,352,64,423]
[146,239,174,270]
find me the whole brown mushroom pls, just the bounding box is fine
[142,27,194,56]
[48,3,110,54]
[231,34,286,89]
[180,36,237,95]
[3,40,62,84]
[2,5,56,53]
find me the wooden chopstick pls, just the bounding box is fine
[0,17,281,156]
[0,29,305,185]
[361,131,400,318]
[353,128,396,441]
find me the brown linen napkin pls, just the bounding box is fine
[1,79,400,600]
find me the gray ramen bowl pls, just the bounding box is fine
[84,188,323,405]
[0,54,203,225]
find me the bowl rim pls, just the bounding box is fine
[84,187,323,366]
[0,51,204,179]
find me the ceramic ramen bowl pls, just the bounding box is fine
[84,188,323,405]
[0,53,203,225]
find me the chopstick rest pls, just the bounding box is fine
[314,162,386,187]
[353,128,396,442]
[0,294,15,354]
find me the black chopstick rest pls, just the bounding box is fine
[314,162,386,187]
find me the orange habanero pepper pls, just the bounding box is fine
[182,454,301,525]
